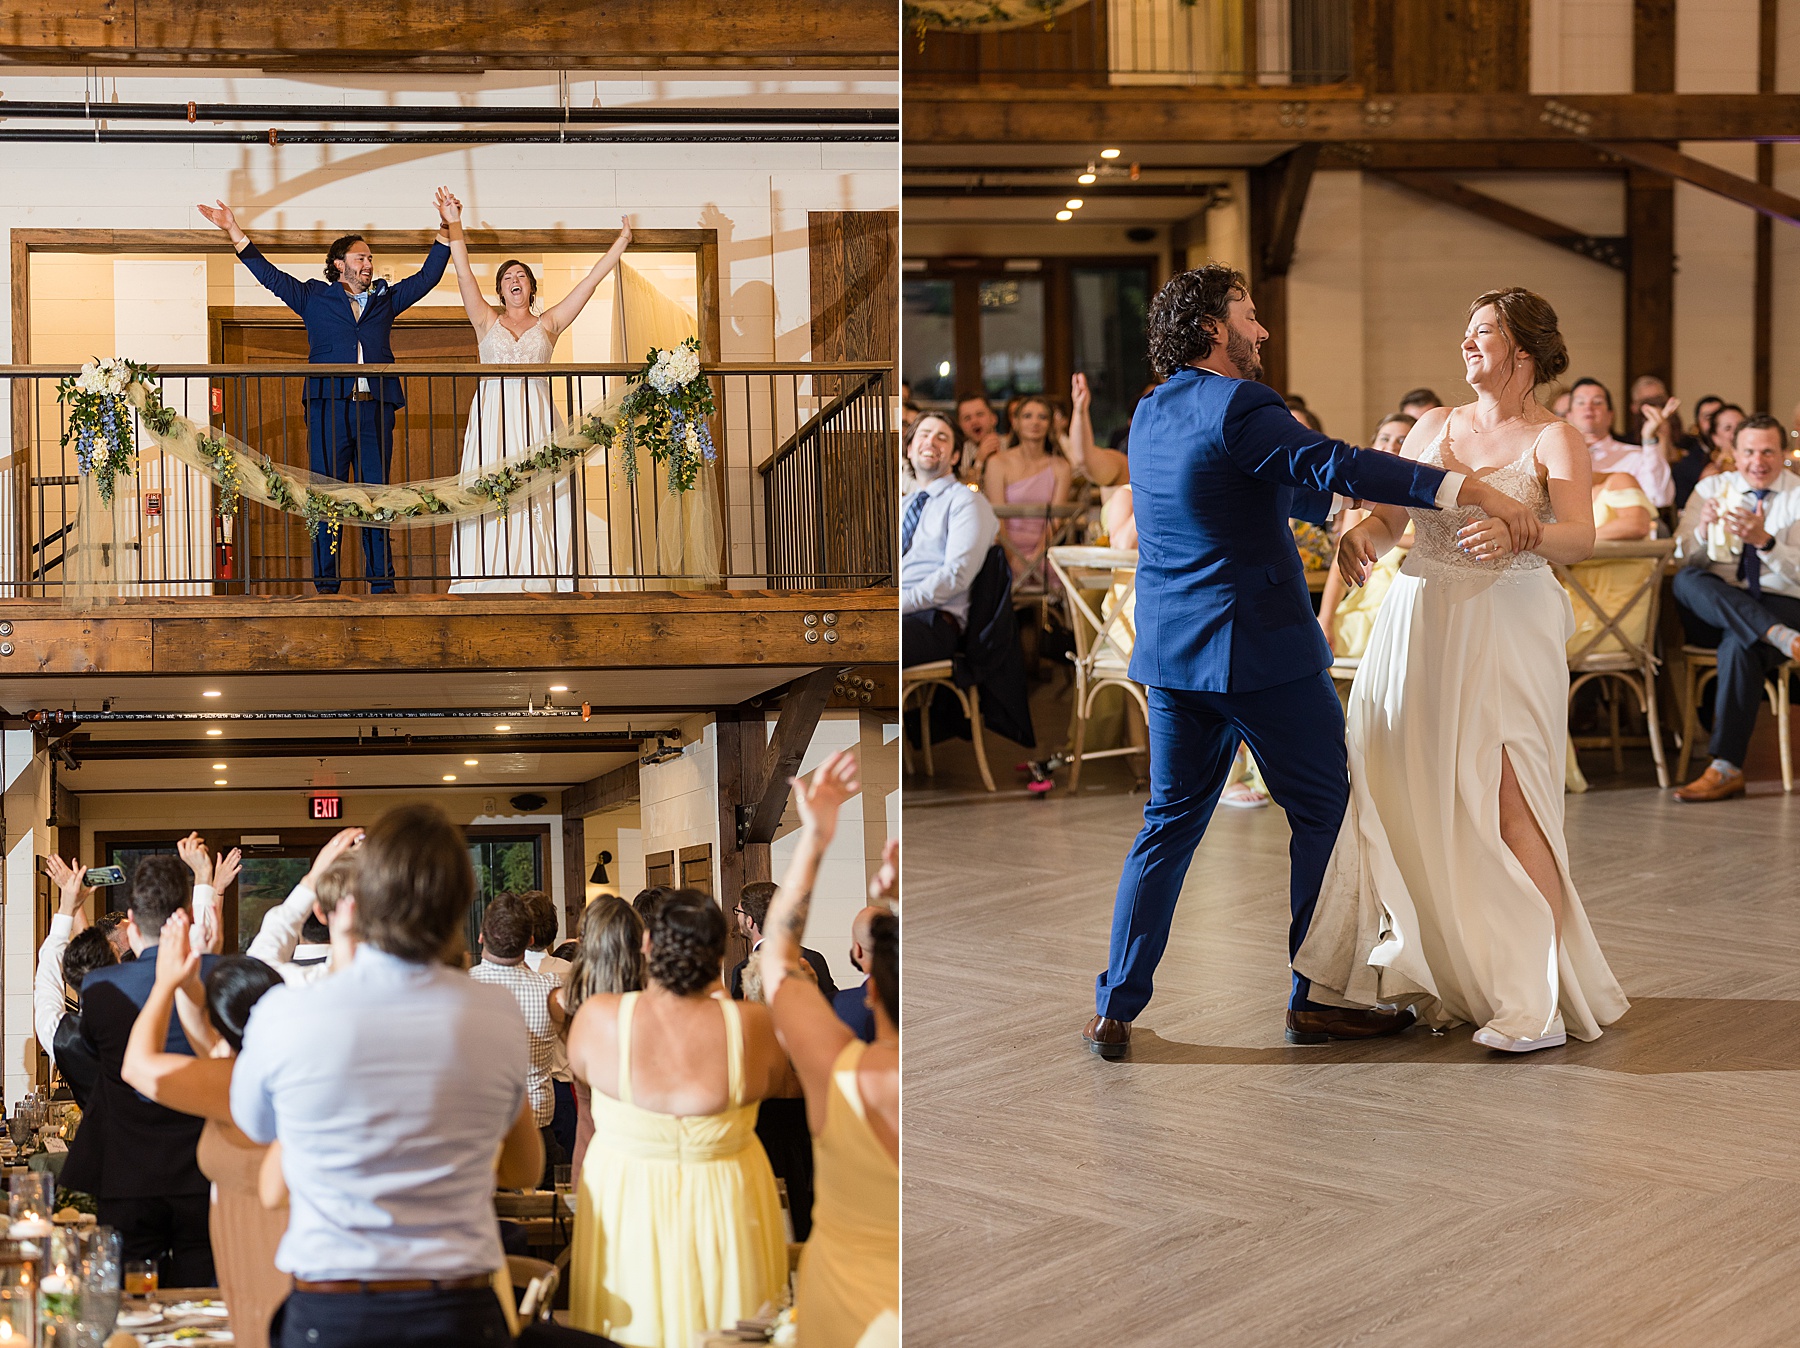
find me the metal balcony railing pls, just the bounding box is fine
[0,362,898,599]
[906,0,1354,88]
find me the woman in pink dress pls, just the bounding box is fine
[983,395,1074,585]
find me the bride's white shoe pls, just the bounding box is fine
[1472,1015,1566,1053]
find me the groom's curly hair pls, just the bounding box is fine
[1147,264,1248,378]
[324,234,368,283]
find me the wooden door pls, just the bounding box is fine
[213,312,477,594]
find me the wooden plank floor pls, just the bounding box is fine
[903,719,1800,1347]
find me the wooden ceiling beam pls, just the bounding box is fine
[1593,140,1800,229]
[905,91,1800,145]
[0,0,898,69]
[1318,141,1621,171]
[561,761,642,819]
[1373,171,1626,268]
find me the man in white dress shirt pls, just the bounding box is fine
[1567,377,1675,508]
[470,892,559,1186]
[901,411,998,668]
[243,827,364,984]
[232,804,541,1347]
[1670,415,1800,801]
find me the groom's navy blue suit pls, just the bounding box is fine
[235,240,449,592]
[1096,366,1452,1019]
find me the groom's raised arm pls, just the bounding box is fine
[1221,382,1458,512]
[234,241,309,316]
[388,239,450,315]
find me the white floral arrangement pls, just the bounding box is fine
[56,357,154,505]
[647,341,702,395]
[610,335,717,492]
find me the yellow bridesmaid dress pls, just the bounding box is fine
[1330,535,1410,660]
[569,993,788,1348]
[795,1041,898,1348]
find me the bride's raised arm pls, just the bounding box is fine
[436,187,496,339]
[540,216,633,338]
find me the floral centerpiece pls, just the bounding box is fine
[600,336,717,493]
[55,358,153,506]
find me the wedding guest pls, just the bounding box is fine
[195,197,452,595]
[632,886,674,928]
[1670,415,1800,802]
[729,881,838,1001]
[521,890,577,1163]
[1703,404,1748,480]
[246,828,364,985]
[62,853,222,1287]
[39,858,115,1108]
[231,803,541,1347]
[955,393,1006,482]
[553,895,645,1177]
[1316,412,1416,659]
[96,910,134,963]
[831,901,887,1044]
[1673,395,1725,507]
[902,413,998,668]
[1566,377,1674,507]
[1398,387,1441,419]
[564,890,789,1346]
[985,394,1075,584]
[122,912,289,1348]
[760,750,898,1348]
[470,893,560,1184]
[738,955,818,1240]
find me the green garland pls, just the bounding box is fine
[57,337,717,552]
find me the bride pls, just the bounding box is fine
[437,186,631,592]
[1296,288,1629,1052]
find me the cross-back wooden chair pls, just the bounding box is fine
[993,501,1087,631]
[1553,538,1676,788]
[1047,545,1149,793]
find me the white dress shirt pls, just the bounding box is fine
[244,881,333,986]
[524,950,573,1084]
[33,913,75,1056]
[900,474,998,623]
[1674,470,1800,598]
[231,944,528,1280]
[1589,435,1674,508]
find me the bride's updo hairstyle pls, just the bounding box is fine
[495,259,539,308]
[1147,263,1249,379]
[1470,288,1569,389]
[645,889,727,996]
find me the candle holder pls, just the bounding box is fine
[0,1238,38,1346]
[5,1178,52,1245]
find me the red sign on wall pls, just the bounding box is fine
[310,795,342,820]
[144,492,162,517]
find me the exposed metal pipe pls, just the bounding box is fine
[28,708,633,724]
[65,734,658,760]
[0,128,892,145]
[0,100,896,126]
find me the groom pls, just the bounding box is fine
[197,198,451,594]
[1084,265,1543,1057]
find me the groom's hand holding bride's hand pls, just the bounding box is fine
[1457,479,1542,555]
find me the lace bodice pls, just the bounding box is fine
[479,319,556,365]
[1406,432,1554,581]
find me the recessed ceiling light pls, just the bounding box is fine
[1066,198,1084,210]
[464,759,478,766]
[211,763,227,770]
[549,685,569,693]
[442,774,457,781]
[206,729,223,737]
[202,690,222,698]
[1078,172,1097,185]
[213,779,227,786]
[495,724,511,731]
[1100,148,1121,159]
[1056,210,1074,221]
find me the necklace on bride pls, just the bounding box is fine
[1468,408,1526,435]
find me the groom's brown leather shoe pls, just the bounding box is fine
[1083,1015,1131,1060]
[1672,764,1746,803]
[1285,1005,1416,1045]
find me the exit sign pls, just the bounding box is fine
[310,795,342,820]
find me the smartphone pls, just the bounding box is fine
[83,866,126,887]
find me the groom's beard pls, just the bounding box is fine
[1226,328,1264,383]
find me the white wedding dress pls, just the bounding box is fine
[448,320,576,593]
[1295,424,1630,1043]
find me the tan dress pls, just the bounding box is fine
[197,1119,290,1348]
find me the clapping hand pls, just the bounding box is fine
[1641,396,1680,442]
[44,856,94,923]
[1723,499,1772,548]
[213,847,242,895]
[1071,372,1091,419]
[156,910,204,991]
[791,749,861,846]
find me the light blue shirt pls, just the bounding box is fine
[900,474,998,624]
[231,944,528,1280]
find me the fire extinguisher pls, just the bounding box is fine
[215,510,236,580]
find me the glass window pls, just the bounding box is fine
[978,277,1045,406]
[467,836,543,955]
[1071,266,1153,447]
[102,845,177,916]
[902,279,957,407]
[235,856,315,955]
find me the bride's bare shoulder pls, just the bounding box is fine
[1399,404,1454,460]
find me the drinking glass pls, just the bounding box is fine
[122,1259,157,1298]
[74,1227,121,1346]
